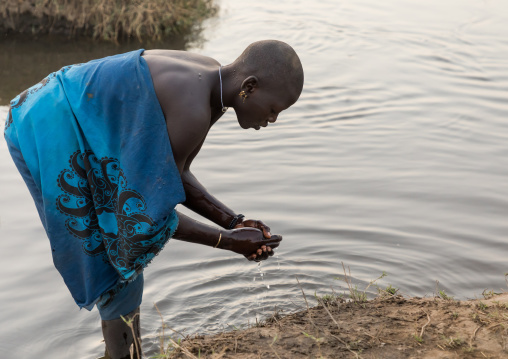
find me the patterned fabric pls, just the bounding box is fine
[97,273,144,320]
[4,50,185,309]
[4,107,13,131]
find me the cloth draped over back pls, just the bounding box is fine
[4,49,185,309]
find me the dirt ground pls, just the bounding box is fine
[165,293,508,359]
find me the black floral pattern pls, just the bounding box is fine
[4,107,13,132]
[7,64,78,122]
[56,150,172,275]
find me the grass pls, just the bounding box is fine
[335,262,387,305]
[314,292,344,305]
[477,301,488,311]
[482,289,501,300]
[143,266,508,358]
[434,281,454,301]
[443,336,464,349]
[438,290,454,301]
[377,284,399,298]
[0,0,217,42]
[413,334,424,343]
[269,334,282,359]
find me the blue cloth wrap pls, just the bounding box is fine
[97,272,145,320]
[4,49,185,310]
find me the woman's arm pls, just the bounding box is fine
[172,211,282,261]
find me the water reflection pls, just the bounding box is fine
[1,0,508,357]
[0,25,213,105]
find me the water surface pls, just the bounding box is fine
[1,0,508,357]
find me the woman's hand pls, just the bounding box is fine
[234,219,271,238]
[221,227,282,262]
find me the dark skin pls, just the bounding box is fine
[102,49,301,359]
[142,50,300,260]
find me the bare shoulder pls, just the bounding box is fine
[143,49,219,66]
[142,50,218,172]
[142,50,218,120]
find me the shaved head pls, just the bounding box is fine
[234,40,304,100]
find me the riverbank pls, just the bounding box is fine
[0,0,216,41]
[161,292,508,358]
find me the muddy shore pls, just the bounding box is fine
[162,293,508,358]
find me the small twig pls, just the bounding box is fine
[270,307,282,328]
[269,335,282,359]
[210,346,228,359]
[296,276,320,332]
[270,346,282,359]
[470,325,482,347]
[154,302,165,356]
[296,276,310,311]
[420,312,431,338]
[363,332,394,345]
[329,334,360,359]
[331,285,338,298]
[319,300,341,332]
[384,316,414,323]
[342,262,357,301]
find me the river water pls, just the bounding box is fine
[1,0,507,357]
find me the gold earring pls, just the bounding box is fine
[239,90,248,103]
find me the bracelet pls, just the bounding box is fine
[214,232,222,248]
[228,214,245,229]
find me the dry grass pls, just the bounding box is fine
[154,267,508,359]
[0,0,217,42]
[163,293,508,359]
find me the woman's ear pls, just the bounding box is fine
[240,76,259,94]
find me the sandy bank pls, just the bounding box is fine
[163,293,508,358]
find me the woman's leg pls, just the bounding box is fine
[102,307,141,359]
[98,274,144,358]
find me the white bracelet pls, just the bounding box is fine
[214,232,222,248]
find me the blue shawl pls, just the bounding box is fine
[4,49,185,309]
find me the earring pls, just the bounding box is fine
[239,90,248,103]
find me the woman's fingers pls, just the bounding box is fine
[239,219,272,238]
[244,234,282,262]
[256,220,271,238]
[264,234,282,249]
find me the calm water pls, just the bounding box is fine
[1,0,508,357]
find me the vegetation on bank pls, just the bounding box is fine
[148,265,508,359]
[0,0,217,42]
[167,292,508,358]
